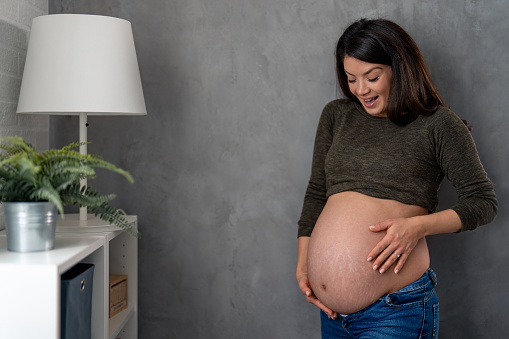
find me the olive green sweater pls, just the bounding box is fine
[298,99,497,237]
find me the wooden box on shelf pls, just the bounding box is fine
[109,274,128,318]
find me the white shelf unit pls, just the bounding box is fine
[0,215,138,339]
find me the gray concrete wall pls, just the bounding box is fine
[0,0,49,148]
[0,0,48,228]
[50,1,508,338]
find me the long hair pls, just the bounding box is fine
[336,19,445,125]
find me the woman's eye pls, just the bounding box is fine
[368,76,379,82]
[347,79,356,83]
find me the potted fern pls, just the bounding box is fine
[0,136,139,252]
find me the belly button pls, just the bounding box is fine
[321,284,327,291]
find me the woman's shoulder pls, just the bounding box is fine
[321,98,358,119]
[420,106,468,132]
[315,99,360,133]
[416,107,473,148]
[323,98,357,111]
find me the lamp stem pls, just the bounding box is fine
[79,112,88,220]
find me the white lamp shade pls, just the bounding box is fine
[17,14,147,115]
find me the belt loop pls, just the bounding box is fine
[427,268,438,286]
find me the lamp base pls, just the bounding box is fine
[56,213,136,233]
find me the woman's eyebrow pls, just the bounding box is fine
[344,67,383,77]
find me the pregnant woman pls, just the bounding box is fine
[296,19,497,339]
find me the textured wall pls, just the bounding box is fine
[0,0,49,149]
[0,0,48,229]
[50,1,508,338]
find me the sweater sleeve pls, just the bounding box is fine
[297,102,336,237]
[431,109,497,231]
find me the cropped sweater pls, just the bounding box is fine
[298,99,497,237]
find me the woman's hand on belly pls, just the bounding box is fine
[367,217,425,274]
[297,273,338,320]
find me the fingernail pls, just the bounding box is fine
[305,291,310,297]
[367,257,372,262]
[369,225,375,229]
[372,265,378,270]
[394,268,399,274]
[379,268,385,274]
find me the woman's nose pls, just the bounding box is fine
[356,81,370,96]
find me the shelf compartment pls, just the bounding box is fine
[109,305,135,339]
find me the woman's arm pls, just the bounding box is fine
[432,108,497,230]
[297,102,337,238]
[296,236,337,319]
[296,236,310,278]
[367,108,497,274]
[366,209,462,274]
[296,102,341,318]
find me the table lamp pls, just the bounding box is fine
[16,14,146,225]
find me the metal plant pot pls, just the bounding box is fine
[4,202,57,252]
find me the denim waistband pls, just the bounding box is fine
[393,268,437,294]
[336,268,438,319]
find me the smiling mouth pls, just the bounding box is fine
[362,96,378,108]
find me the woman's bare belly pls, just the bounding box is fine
[307,192,430,315]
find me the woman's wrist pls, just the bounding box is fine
[413,210,462,237]
[296,272,308,280]
[296,236,311,280]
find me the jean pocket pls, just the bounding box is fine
[382,285,433,308]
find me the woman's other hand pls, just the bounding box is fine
[366,211,462,274]
[366,218,424,274]
[297,273,338,319]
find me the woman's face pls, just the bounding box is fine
[343,56,393,118]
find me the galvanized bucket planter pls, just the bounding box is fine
[4,202,57,252]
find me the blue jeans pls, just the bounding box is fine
[320,268,439,339]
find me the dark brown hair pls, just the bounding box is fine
[336,18,445,125]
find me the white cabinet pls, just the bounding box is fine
[0,215,138,339]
